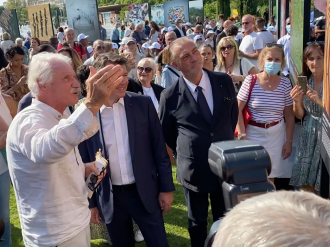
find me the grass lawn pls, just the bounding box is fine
[9,166,213,247]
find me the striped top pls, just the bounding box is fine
[237,75,293,123]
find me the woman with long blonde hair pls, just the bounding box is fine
[215,37,258,93]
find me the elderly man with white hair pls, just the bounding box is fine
[213,191,330,247]
[84,39,106,66]
[131,22,147,45]
[57,27,87,61]
[15,38,29,65]
[6,53,124,247]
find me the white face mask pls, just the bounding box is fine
[179,23,183,28]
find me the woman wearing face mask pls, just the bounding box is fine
[205,30,216,49]
[215,37,258,93]
[199,44,215,71]
[289,42,324,192]
[236,44,295,185]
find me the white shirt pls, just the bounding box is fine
[239,31,263,69]
[7,99,99,247]
[256,30,275,47]
[183,70,213,114]
[277,34,291,76]
[0,94,12,176]
[142,86,159,112]
[84,55,95,66]
[1,40,14,54]
[100,98,135,185]
[57,32,64,44]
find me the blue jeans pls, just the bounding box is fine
[0,170,11,247]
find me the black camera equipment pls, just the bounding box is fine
[204,140,276,247]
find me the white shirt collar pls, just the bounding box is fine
[100,97,125,113]
[183,70,208,93]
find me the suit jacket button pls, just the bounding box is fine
[210,133,214,136]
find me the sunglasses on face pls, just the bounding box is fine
[242,22,250,25]
[265,43,284,48]
[137,66,153,73]
[220,45,234,51]
[127,42,136,46]
[96,46,105,50]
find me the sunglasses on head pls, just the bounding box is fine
[306,41,325,46]
[265,43,284,48]
[137,66,153,73]
[220,45,234,51]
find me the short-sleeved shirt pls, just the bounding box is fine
[256,30,275,47]
[57,42,86,59]
[0,64,29,102]
[239,32,264,69]
[237,75,293,123]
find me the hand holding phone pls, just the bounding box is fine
[297,76,308,94]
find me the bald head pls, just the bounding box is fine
[165,31,177,46]
[64,28,75,43]
[242,15,254,34]
[93,40,105,57]
[169,37,194,62]
[223,20,233,30]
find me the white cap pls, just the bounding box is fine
[194,35,204,43]
[119,37,128,45]
[77,33,89,42]
[267,26,276,32]
[168,26,174,31]
[206,24,211,29]
[207,30,216,36]
[142,43,150,49]
[112,43,118,49]
[87,46,93,53]
[185,22,192,26]
[162,27,168,33]
[150,42,161,49]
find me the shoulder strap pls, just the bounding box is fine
[78,43,83,54]
[247,75,257,104]
[239,59,243,75]
[166,66,180,77]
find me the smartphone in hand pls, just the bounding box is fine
[297,76,308,94]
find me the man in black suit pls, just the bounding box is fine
[159,37,238,247]
[173,18,186,38]
[79,53,175,247]
[215,20,234,47]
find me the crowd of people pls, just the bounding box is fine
[0,11,329,247]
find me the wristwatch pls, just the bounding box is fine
[237,133,247,140]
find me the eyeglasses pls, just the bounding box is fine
[88,167,106,191]
[265,43,284,48]
[220,45,234,51]
[137,66,153,73]
[306,41,325,46]
[242,22,251,25]
[96,46,105,50]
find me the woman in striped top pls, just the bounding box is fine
[236,44,295,183]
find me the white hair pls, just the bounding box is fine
[136,22,144,29]
[213,191,330,247]
[15,38,23,44]
[28,53,72,96]
[137,58,157,76]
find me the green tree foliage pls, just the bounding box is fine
[204,1,217,20]
[189,7,203,22]
[119,6,129,21]
[5,0,28,24]
[218,0,230,19]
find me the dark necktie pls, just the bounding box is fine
[195,86,212,124]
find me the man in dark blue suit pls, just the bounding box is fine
[78,53,174,247]
[159,37,238,247]
[173,18,186,38]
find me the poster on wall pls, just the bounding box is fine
[27,4,54,42]
[65,0,101,41]
[163,0,189,27]
[151,5,164,25]
[189,0,203,24]
[0,9,20,41]
[128,3,149,25]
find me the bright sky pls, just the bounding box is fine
[0,0,6,7]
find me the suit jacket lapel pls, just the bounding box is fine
[207,70,222,128]
[124,94,135,158]
[179,76,210,125]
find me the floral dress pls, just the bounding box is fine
[289,77,323,191]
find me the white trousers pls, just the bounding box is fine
[57,224,90,247]
[246,120,286,178]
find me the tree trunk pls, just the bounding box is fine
[217,0,231,19]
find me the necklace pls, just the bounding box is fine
[225,63,234,74]
[263,73,272,88]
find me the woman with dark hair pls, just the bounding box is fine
[58,47,83,72]
[29,37,41,60]
[148,21,160,44]
[199,43,215,71]
[290,42,325,192]
[37,44,56,54]
[57,26,65,44]
[0,46,29,101]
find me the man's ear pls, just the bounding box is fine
[36,79,47,92]
[171,61,180,71]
